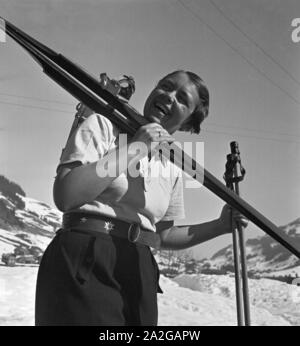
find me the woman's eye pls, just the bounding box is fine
[160,82,173,91]
[178,94,188,106]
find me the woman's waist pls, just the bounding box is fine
[63,202,159,232]
[61,212,161,249]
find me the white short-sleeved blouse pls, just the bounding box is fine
[57,113,185,232]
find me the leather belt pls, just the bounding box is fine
[61,213,161,249]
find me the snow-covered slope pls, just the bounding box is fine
[173,274,300,326]
[0,228,54,255]
[0,267,295,326]
[16,194,62,234]
[202,218,300,274]
[0,189,62,256]
[159,275,293,326]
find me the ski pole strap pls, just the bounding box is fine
[223,142,246,188]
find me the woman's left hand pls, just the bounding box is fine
[218,204,249,235]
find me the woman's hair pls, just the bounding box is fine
[159,70,209,134]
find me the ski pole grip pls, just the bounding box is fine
[230,141,240,155]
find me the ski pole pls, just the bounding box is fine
[230,141,251,325]
[224,141,251,326]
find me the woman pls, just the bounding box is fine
[35,70,248,326]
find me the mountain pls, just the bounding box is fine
[0,175,62,255]
[154,219,300,278]
[200,218,300,275]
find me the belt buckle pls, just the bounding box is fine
[104,221,115,232]
[128,223,141,243]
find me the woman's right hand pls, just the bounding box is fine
[129,123,175,152]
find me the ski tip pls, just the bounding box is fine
[0,17,10,26]
[0,17,6,43]
[0,16,6,26]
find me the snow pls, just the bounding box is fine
[0,267,297,326]
[173,274,300,325]
[0,266,37,326]
[206,238,300,273]
[158,276,290,326]
[13,194,62,233]
[284,218,300,236]
[17,194,61,221]
[0,195,61,257]
[0,241,15,255]
[0,228,31,254]
[0,228,52,254]
[203,216,300,274]
[0,194,15,209]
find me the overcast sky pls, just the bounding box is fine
[0,0,300,258]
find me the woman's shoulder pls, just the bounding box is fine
[81,112,115,130]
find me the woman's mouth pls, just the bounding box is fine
[153,102,169,118]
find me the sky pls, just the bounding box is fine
[0,0,300,259]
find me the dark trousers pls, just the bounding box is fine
[35,229,161,326]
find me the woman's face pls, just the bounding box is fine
[143,72,200,134]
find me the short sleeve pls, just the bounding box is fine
[161,174,185,221]
[56,113,117,173]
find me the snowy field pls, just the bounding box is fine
[172,274,300,326]
[0,266,299,326]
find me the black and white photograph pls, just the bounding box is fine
[0,0,299,328]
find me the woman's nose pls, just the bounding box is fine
[162,90,175,104]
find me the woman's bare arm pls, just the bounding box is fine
[53,146,139,212]
[156,219,223,250]
[156,205,248,250]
